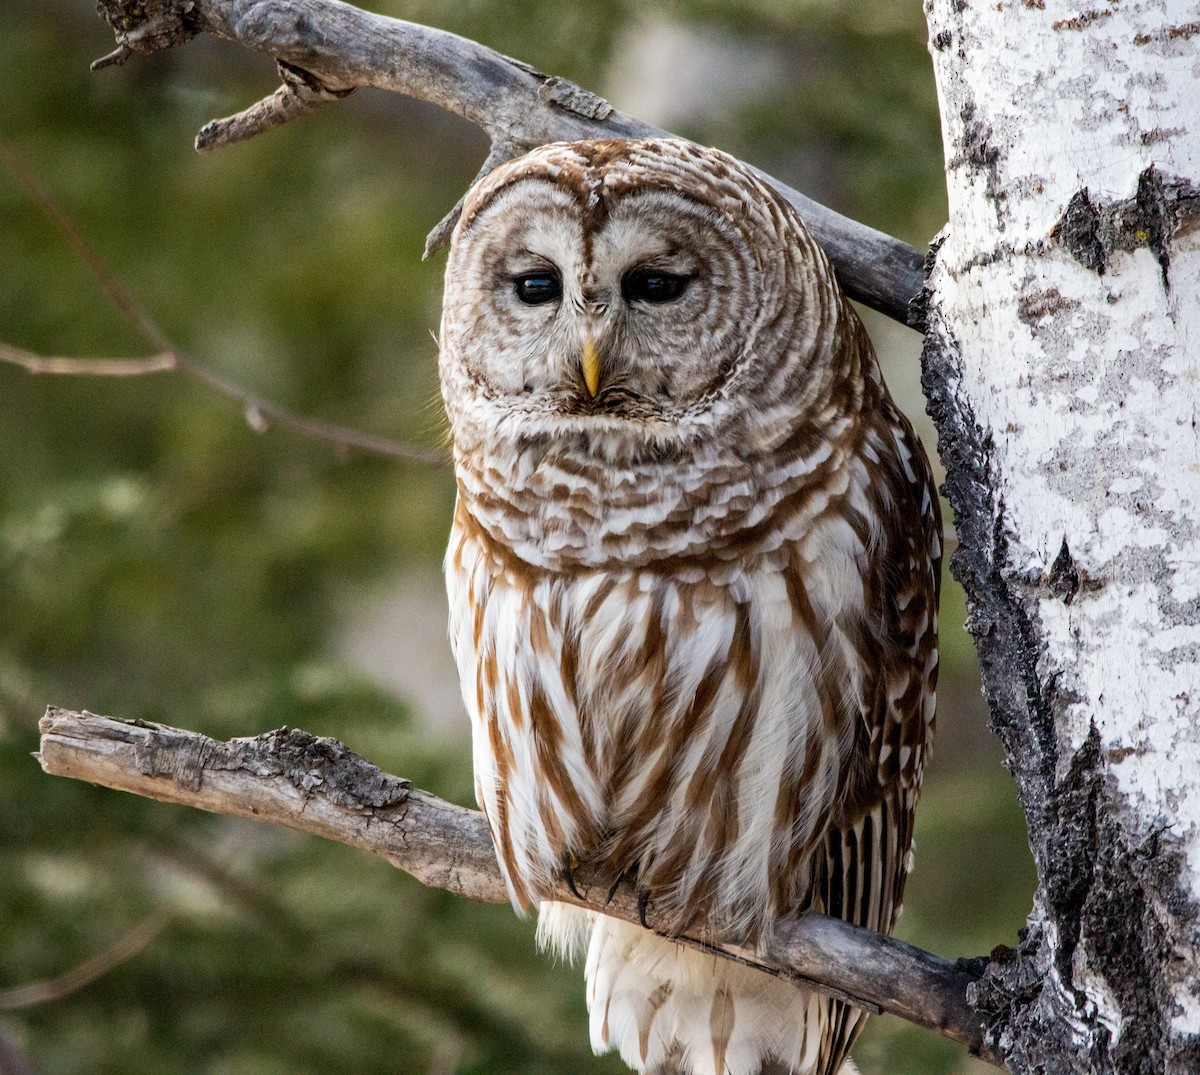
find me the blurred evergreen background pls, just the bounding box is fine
[0,2,1034,1072]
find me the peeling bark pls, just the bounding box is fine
[923,2,1200,1071]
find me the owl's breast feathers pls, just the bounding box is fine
[445,359,941,948]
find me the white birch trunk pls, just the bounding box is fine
[922,2,1200,1071]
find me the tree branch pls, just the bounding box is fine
[36,707,999,1066]
[0,134,447,467]
[0,912,171,1011]
[0,338,448,465]
[0,342,178,378]
[91,0,928,330]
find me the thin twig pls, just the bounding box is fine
[0,133,170,352]
[36,707,1001,1065]
[0,134,448,466]
[166,355,449,464]
[0,339,449,465]
[0,912,171,1011]
[0,343,178,377]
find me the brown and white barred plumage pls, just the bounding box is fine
[439,139,941,1075]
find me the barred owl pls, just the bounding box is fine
[439,138,941,1075]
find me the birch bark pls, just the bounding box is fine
[922,2,1200,1071]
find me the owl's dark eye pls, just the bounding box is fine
[622,269,691,304]
[513,272,562,305]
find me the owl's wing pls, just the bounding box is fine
[829,401,942,924]
[810,404,943,1074]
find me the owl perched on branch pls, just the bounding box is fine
[439,138,941,1075]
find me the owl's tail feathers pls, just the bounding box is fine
[538,906,862,1075]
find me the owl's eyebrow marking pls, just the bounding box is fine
[508,247,559,271]
[632,245,695,270]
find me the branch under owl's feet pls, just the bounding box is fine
[35,707,1003,1067]
[90,0,928,329]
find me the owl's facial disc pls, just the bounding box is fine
[443,171,761,448]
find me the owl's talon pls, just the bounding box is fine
[561,852,583,899]
[606,861,641,905]
[636,887,651,928]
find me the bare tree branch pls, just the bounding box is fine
[0,338,449,465]
[36,707,1000,1066]
[196,60,356,151]
[0,912,171,1011]
[0,132,169,353]
[90,0,929,330]
[0,134,447,466]
[0,343,178,378]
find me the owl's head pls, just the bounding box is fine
[439,139,852,464]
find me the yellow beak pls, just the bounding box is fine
[581,336,602,398]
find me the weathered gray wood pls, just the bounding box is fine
[91,0,928,328]
[37,706,999,1064]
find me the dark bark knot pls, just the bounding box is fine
[256,728,411,809]
[1051,167,1200,289]
[1041,540,1103,607]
